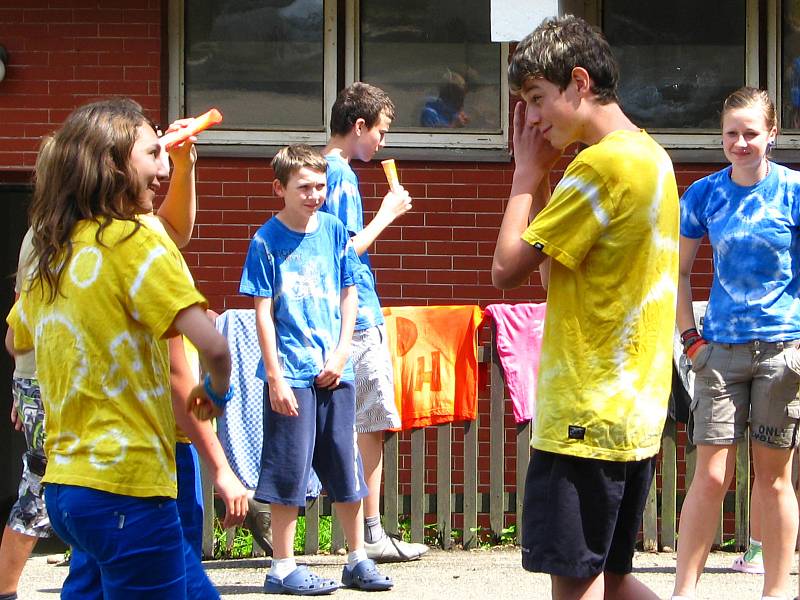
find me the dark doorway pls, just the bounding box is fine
[0,184,31,529]
[0,184,67,554]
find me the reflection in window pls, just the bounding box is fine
[603,0,745,130]
[184,0,324,131]
[782,1,800,129]
[359,0,502,132]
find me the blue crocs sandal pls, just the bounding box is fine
[341,558,393,591]
[264,565,340,596]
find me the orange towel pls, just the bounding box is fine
[382,305,483,430]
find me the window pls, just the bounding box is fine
[169,0,508,153]
[184,1,326,131]
[604,0,746,131]
[780,1,800,131]
[355,0,506,147]
[579,0,800,151]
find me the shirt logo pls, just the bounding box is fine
[568,425,586,440]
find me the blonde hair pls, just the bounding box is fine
[721,87,778,132]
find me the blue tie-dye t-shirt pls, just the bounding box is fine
[239,212,358,386]
[319,153,385,331]
[681,162,800,342]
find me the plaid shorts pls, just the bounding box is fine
[9,377,52,538]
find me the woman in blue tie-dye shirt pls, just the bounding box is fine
[673,87,800,600]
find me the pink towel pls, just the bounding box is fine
[484,303,546,424]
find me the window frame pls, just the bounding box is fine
[168,0,510,153]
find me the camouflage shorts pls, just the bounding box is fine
[9,377,51,538]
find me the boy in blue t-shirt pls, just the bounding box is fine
[240,145,392,594]
[322,83,428,562]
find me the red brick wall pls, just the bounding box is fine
[0,1,744,540]
[0,1,163,171]
[0,1,719,309]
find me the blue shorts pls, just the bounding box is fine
[521,450,656,579]
[255,381,367,506]
[46,483,218,600]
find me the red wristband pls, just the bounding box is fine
[686,338,707,359]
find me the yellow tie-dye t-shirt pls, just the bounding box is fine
[139,214,197,445]
[522,129,679,462]
[7,218,206,497]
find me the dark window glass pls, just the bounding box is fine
[604,0,746,130]
[184,0,325,131]
[781,2,800,129]
[360,0,502,132]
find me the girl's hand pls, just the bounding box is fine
[186,383,224,421]
[163,119,198,171]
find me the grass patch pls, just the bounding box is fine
[294,515,332,554]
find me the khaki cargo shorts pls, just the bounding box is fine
[689,340,800,448]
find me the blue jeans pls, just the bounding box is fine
[46,483,217,599]
[176,442,204,557]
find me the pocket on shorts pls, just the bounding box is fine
[783,345,800,378]
[690,343,713,373]
[786,398,800,421]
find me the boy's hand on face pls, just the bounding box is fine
[315,350,347,390]
[377,186,413,222]
[268,377,299,416]
[186,383,224,421]
[512,101,561,184]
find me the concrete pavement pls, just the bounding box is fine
[17,548,795,599]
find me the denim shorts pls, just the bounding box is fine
[256,381,367,506]
[690,340,800,448]
[176,442,204,558]
[45,483,218,600]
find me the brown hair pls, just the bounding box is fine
[508,14,619,105]
[271,144,327,187]
[28,98,152,301]
[721,86,778,132]
[329,82,396,136]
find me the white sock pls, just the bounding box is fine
[270,557,297,580]
[347,548,368,570]
[364,515,384,544]
[750,536,762,547]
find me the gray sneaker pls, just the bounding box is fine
[244,497,273,555]
[364,534,429,563]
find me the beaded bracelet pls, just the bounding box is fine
[203,373,234,409]
[680,327,699,344]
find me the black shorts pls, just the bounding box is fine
[521,450,655,579]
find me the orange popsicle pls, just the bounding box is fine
[160,108,223,150]
[381,159,400,192]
